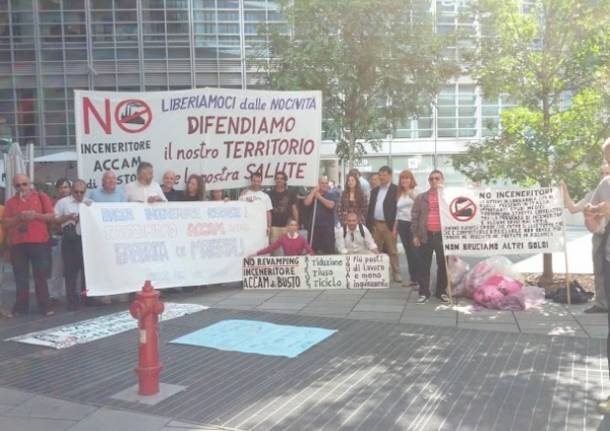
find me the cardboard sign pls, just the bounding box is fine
[242,254,390,290]
[440,187,565,256]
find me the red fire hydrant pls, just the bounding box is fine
[129,280,165,395]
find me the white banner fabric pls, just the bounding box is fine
[80,201,267,296]
[243,254,390,290]
[75,88,321,190]
[439,186,565,256]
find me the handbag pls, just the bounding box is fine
[549,280,593,304]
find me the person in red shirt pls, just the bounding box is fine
[411,170,449,304]
[2,174,56,316]
[253,218,314,256]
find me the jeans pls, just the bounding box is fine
[61,237,86,309]
[397,220,420,283]
[416,231,447,298]
[10,242,51,315]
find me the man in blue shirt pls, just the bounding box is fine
[87,171,127,203]
[304,176,338,254]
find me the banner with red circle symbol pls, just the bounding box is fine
[440,187,565,256]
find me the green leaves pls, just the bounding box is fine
[258,0,457,164]
[456,0,610,198]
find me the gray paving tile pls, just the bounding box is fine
[352,303,404,313]
[0,404,15,414]
[346,311,401,322]
[6,395,97,420]
[457,311,515,324]
[300,305,354,314]
[215,299,267,307]
[582,325,607,338]
[457,322,520,333]
[255,302,306,311]
[0,416,76,431]
[400,315,456,327]
[0,387,35,406]
[65,408,170,431]
[212,305,255,311]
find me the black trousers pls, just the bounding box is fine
[417,231,447,298]
[61,237,86,309]
[310,225,335,255]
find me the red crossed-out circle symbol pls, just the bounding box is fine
[114,99,152,133]
[449,196,477,222]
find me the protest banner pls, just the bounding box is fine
[80,201,268,296]
[440,186,565,256]
[242,254,390,290]
[74,88,322,190]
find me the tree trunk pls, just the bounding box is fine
[541,92,553,283]
[540,253,553,288]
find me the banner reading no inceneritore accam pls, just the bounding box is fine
[440,186,565,256]
[74,88,322,190]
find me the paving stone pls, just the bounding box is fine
[6,395,97,420]
[111,383,187,406]
[0,416,76,431]
[255,302,307,311]
[457,322,520,333]
[351,303,404,313]
[457,311,516,324]
[346,311,401,322]
[582,325,607,338]
[66,408,170,431]
[0,387,35,406]
[400,315,456,327]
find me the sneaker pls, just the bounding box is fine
[584,305,607,314]
[44,310,55,317]
[438,294,450,303]
[416,295,430,304]
[598,396,610,414]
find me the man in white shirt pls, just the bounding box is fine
[239,172,272,236]
[125,162,168,203]
[54,179,87,311]
[336,212,378,254]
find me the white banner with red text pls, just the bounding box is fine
[75,88,321,190]
[439,186,565,256]
[243,254,390,290]
[80,201,267,296]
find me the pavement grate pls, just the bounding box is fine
[0,308,606,430]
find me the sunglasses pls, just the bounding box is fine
[428,176,442,181]
[14,182,28,187]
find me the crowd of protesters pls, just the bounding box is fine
[0,159,457,317]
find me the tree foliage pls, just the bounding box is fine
[257,0,457,165]
[455,0,610,280]
[456,0,610,196]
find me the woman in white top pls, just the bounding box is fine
[393,169,420,287]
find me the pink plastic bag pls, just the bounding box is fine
[473,275,525,310]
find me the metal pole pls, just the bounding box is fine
[238,0,247,90]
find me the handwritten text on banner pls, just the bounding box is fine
[80,201,268,296]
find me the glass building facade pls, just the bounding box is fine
[0,0,512,185]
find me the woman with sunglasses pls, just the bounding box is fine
[411,170,450,304]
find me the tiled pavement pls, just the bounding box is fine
[0,282,609,430]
